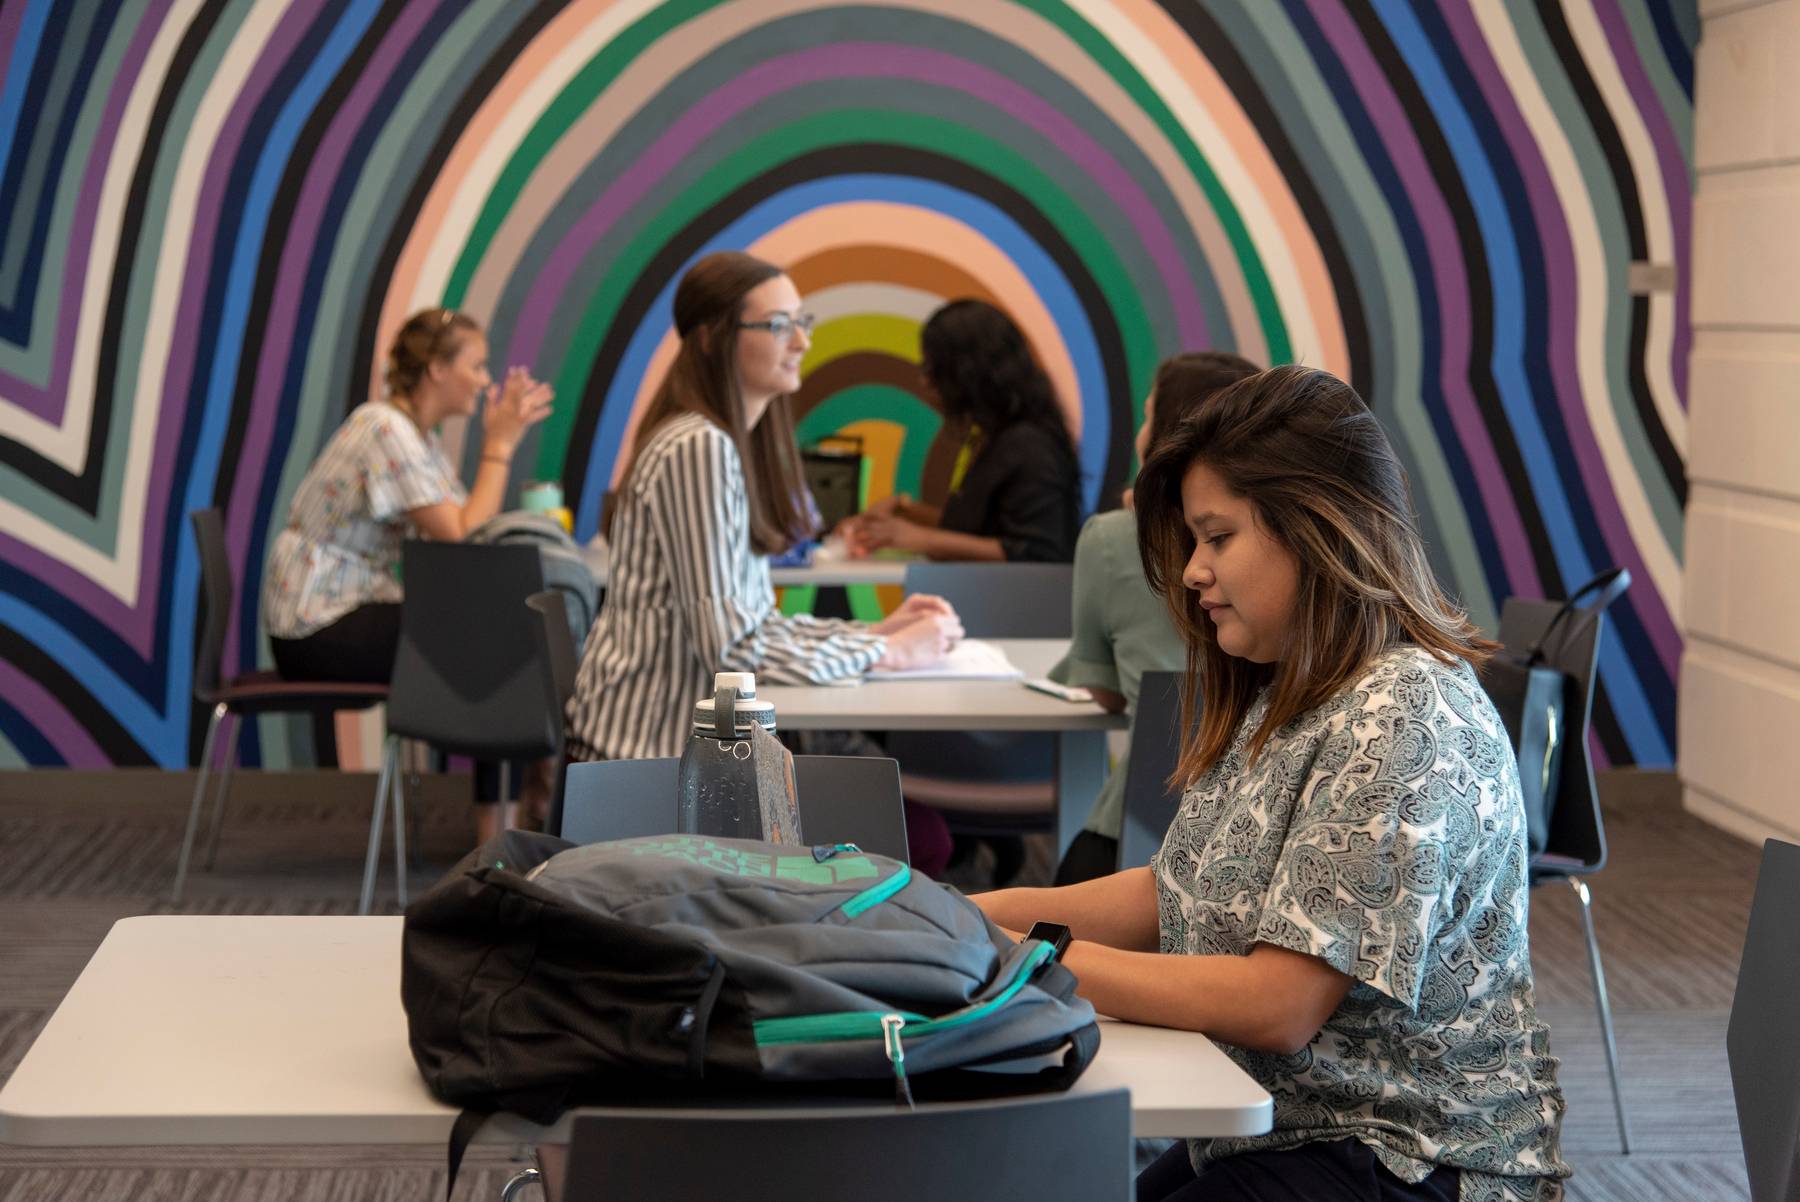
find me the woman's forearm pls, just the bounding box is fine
[458,451,513,532]
[901,499,943,526]
[922,527,1006,562]
[974,868,1160,951]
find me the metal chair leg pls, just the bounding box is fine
[391,744,409,909]
[1570,877,1632,1153]
[202,711,240,870]
[359,737,397,915]
[172,703,226,902]
[405,740,424,873]
[500,760,513,831]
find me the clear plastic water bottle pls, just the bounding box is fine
[676,672,804,844]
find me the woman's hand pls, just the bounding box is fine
[855,513,930,554]
[481,366,554,457]
[874,612,963,671]
[870,593,956,636]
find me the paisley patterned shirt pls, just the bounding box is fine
[1152,646,1570,1201]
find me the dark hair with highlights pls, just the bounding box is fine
[385,307,482,397]
[1135,364,1495,786]
[1145,351,1261,452]
[608,251,813,555]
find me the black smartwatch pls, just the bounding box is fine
[1024,921,1072,962]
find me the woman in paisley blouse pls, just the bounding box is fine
[975,365,1569,1202]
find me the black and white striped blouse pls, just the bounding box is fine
[565,413,887,760]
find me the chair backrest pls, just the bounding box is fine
[189,509,232,701]
[526,590,579,707]
[557,1088,1131,1202]
[386,541,556,758]
[902,562,1074,638]
[560,755,910,863]
[1119,670,1188,871]
[1728,838,1800,1202]
[1495,595,1610,871]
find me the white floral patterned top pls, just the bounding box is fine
[262,400,465,639]
[1153,645,1570,1201]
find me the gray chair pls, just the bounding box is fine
[359,542,558,914]
[560,754,910,863]
[526,590,580,838]
[1728,838,1800,1202]
[1118,670,1188,871]
[900,561,1074,638]
[1495,583,1632,1153]
[891,562,1077,877]
[547,1088,1130,1201]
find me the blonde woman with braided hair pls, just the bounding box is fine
[263,308,552,682]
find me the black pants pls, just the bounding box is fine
[270,603,401,684]
[1138,1139,1460,1202]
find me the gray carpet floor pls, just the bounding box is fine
[0,766,1758,1200]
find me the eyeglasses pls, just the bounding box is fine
[737,312,816,339]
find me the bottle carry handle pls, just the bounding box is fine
[711,685,737,741]
[1526,567,1631,666]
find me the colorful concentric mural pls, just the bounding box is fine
[0,0,1694,769]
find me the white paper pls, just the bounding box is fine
[865,638,1024,682]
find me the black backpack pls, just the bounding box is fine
[402,831,1100,1190]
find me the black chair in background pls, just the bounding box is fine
[527,589,580,838]
[1727,838,1800,1202]
[172,509,388,901]
[1494,581,1633,1153]
[1117,670,1188,872]
[358,542,557,914]
[559,755,910,864]
[889,562,1076,883]
[538,1088,1131,1202]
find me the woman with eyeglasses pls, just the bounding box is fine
[844,298,1081,563]
[263,307,553,686]
[973,366,1568,1201]
[564,251,964,764]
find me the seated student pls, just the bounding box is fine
[976,366,1569,1202]
[262,307,555,840]
[564,251,963,766]
[1050,351,1260,886]
[844,299,1080,563]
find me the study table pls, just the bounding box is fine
[760,638,1125,857]
[0,916,1274,1146]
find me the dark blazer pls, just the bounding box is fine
[938,421,1081,562]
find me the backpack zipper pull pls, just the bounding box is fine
[811,842,861,863]
[880,1012,914,1108]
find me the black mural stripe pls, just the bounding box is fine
[0,622,149,765]
[1281,0,1508,600]
[0,691,65,766]
[1626,294,1685,507]
[347,2,564,433]
[0,0,228,505]
[1533,0,1647,261]
[1345,3,1563,601]
[1163,3,1372,403]
[560,143,1136,520]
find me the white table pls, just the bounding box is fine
[582,540,911,589]
[762,639,1125,856]
[0,917,1272,1146]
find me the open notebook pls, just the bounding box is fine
[865,638,1024,682]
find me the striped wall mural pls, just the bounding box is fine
[0,0,1695,770]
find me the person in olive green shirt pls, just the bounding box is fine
[1049,351,1260,883]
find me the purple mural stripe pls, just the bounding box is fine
[222,0,439,677]
[1439,3,1680,675]
[1307,0,1542,599]
[0,657,105,767]
[127,1,324,656]
[1590,0,1692,407]
[510,41,1212,364]
[0,0,174,421]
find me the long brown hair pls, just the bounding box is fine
[1145,351,1261,451]
[607,251,813,555]
[1136,365,1496,787]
